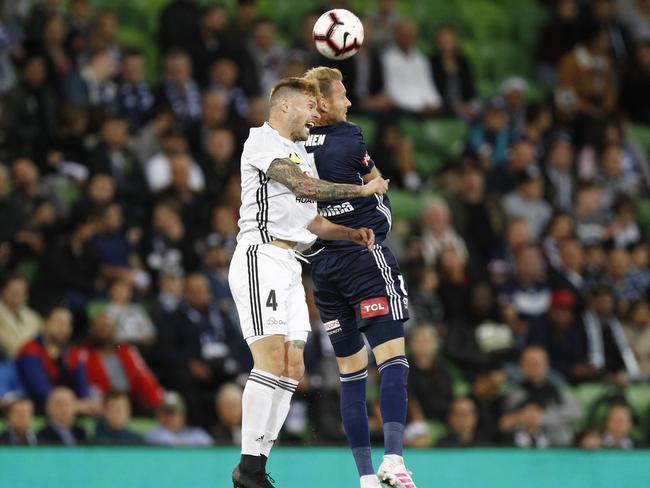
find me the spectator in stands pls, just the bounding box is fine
[601,404,635,449]
[406,324,454,422]
[199,235,236,303]
[575,427,603,449]
[409,266,444,326]
[71,311,162,411]
[437,247,473,322]
[37,386,87,445]
[207,57,249,120]
[63,47,117,109]
[502,166,552,240]
[144,130,205,195]
[0,166,20,257]
[367,0,402,49]
[36,13,73,94]
[505,398,551,448]
[448,164,502,277]
[573,183,608,246]
[69,172,116,226]
[620,0,650,41]
[0,352,26,404]
[498,244,551,337]
[489,218,532,286]
[139,200,198,279]
[536,0,580,84]
[86,10,121,61]
[158,0,201,54]
[605,248,648,310]
[542,213,575,270]
[105,278,155,346]
[154,273,244,427]
[0,54,58,162]
[9,158,58,261]
[200,128,239,199]
[186,89,230,157]
[466,97,512,173]
[548,237,589,301]
[420,198,468,267]
[605,195,642,250]
[156,49,201,128]
[245,18,287,96]
[94,391,144,445]
[556,24,617,142]
[429,24,477,118]
[437,397,487,447]
[189,5,230,85]
[621,39,650,125]
[371,122,420,190]
[468,367,508,443]
[210,382,242,445]
[66,0,93,61]
[504,346,582,446]
[115,47,154,131]
[582,284,641,383]
[0,396,37,445]
[145,391,213,447]
[522,103,554,152]
[0,275,42,359]
[17,307,98,413]
[534,289,595,383]
[90,203,149,292]
[587,0,634,71]
[500,77,528,135]
[89,116,148,208]
[149,268,184,319]
[543,133,576,212]
[596,144,640,211]
[623,300,650,380]
[381,19,441,114]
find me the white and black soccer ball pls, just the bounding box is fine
[313,9,364,61]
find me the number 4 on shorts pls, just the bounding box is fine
[266,290,278,311]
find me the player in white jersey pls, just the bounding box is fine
[230,77,389,488]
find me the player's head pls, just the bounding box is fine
[269,77,321,141]
[303,66,351,125]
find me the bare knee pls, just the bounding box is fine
[285,357,305,381]
[337,348,369,375]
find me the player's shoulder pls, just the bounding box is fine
[243,123,284,152]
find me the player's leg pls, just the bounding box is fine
[324,309,379,487]
[259,263,310,470]
[229,245,292,487]
[363,246,415,488]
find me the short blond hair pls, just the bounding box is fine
[303,66,343,99]
[269,77,320,107]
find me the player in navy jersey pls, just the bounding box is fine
[303,67,417,488]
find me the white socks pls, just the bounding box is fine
[260,376,299,457]
[241,369,279,456]
[360,474,381,487]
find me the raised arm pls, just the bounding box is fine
[267,158,389,201]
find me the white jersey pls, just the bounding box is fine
[237,122,318,248]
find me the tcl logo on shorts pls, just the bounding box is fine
[359,297,390,318]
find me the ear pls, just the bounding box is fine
[317,96,328,114]
[280,97,290,113]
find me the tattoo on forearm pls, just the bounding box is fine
[290,340,306,350]
[267,158,365,201]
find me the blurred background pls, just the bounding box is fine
[1,0,650,470]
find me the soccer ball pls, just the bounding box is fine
[313,9,364,60]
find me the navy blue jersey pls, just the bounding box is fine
[305,122,392,251]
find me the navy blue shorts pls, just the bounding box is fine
[311,243,409,357]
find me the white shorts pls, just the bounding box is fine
[228,243,310,344]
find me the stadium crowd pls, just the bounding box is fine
[1,0,650,450]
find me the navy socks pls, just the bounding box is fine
[378,356,409,456]
[340,367,374,476]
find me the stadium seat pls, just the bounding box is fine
[389,189,428,221]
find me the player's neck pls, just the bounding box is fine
[267,117,292,141]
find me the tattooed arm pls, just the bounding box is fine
[266,158,389,201]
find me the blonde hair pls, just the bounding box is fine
[269,77,320,107]
[303,66,343,99]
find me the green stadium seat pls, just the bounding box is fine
[128,417,157,436]
[630,123,650,159]
[389,189,426,221]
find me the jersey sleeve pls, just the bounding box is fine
[244,133,288,174]
[350,124,375,175]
